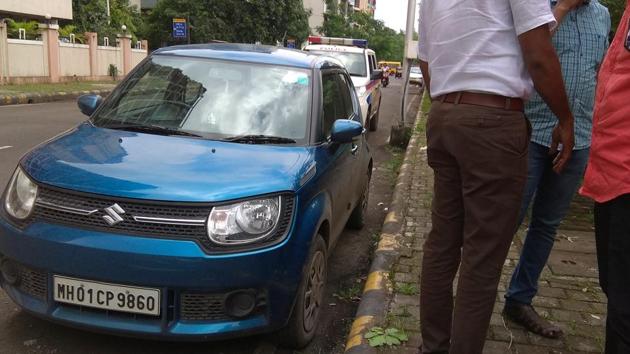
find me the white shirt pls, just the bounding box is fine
[418,0,556,99]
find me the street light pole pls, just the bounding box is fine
[106,0,111,24]
[400,0,417,126]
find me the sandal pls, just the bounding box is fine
[503,302,563,339]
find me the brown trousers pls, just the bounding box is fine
[420,101,529,354]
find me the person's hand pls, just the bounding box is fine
[556,0,587,11]
[550,121,575,174]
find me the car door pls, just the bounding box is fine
[337,72,368,207]
[368,53,381,116]
[319,70,356,237]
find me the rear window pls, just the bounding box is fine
[307,50,367,77]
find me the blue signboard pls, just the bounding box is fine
[172,18,187,39]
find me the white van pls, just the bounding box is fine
[304,36,383,131]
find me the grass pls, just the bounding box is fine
[0,81,117,95]
[385,146,405,183]
[333,281,362,302]
[396,283,418,296]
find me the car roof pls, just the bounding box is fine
[303,44,374,55]
[153,43,342,70]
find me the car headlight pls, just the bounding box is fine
[207,196,281,245]
[4,167,38,220]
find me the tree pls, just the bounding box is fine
[5,19,40,39]
[71,0,143,44]
[601,0,626,36]
[319,9,405,62]
[142,0,310,48]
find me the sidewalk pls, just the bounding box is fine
[345,95,606,354]
[0,81,115,106]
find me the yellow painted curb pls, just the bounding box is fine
[364,271,386,292]
[345,315,374,351]
[384,211,398,224]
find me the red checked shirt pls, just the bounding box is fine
[581,2,630,203]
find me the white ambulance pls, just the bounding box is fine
[304,36,383,131]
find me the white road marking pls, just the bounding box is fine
[0,146,12,150]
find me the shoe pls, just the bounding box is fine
[503,301,563,339]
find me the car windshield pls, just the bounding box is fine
[308,51,367,77]
[91,55,311,142]
[411,67,421,74]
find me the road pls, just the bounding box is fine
[0,78,421,354]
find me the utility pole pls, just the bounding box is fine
[400,0,417,126]
[390,0,418,147]
[106,0,111,24]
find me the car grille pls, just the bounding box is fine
[16,263,48,300]
[27,185,294,253]
[180,293,229,321]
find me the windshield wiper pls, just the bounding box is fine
[101,123,203,138]
[223,134,297,144]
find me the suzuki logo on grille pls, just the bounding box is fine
[103,204,125,226]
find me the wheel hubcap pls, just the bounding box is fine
[303,251,326,333]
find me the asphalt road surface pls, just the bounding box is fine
[0,78,421,354]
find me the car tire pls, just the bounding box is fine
[347,171,370,229]
[369,105,380,132]
[278,234,327,348]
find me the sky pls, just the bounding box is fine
[374,0,420,33]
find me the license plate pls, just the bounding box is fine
[53,276,161,316]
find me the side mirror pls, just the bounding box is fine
[370,69,383,81]
[330,119,363,144]
[77,94,103,117]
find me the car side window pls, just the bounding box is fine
[368,54,376,74]
[321,73,347,139]
[337,74,355,120]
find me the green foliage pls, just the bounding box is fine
[396,283,418,296]
[71,0,143,44]
[333,281,362,302]
[318,9,405,62]
[364,326,409,347]
[59,25,85,43]
[601,0,626,35]
[108,64,119,80]
[142,0,310,48]
[6,19,40,39]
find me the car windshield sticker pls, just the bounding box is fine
[283,72,309,86]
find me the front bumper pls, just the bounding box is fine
[0,212,313,341]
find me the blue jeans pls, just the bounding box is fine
[505,142,590,305]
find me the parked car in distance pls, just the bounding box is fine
[0,43,372,348]
[410,66,424,87]
[303,36,383,132]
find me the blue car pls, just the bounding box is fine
[0,44,372,347]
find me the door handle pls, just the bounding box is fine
[351,144,359,155]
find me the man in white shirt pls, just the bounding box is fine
[418,1,575,353]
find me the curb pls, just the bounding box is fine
[0,89,112,106]
[344,92,426,353]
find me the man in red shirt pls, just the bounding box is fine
[580,2,630,352]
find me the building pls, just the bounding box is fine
[303,0,327,33]
[140,0,159,10]
[128,0,142,12]
[0,0,73,20]
[354,0,375,15]
[303,0,355,34]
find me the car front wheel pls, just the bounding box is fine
[347,172,370,229]
[278,234,327,348]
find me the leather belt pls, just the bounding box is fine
[434,91,524,112]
